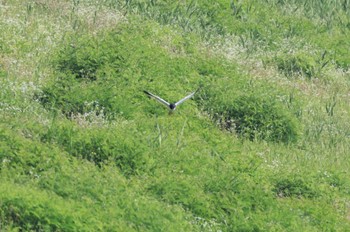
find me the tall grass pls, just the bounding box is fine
[1,0,350,230]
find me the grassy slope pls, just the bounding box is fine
[1,0,350,231]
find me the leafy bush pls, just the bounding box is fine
[199,79,300,143]
[273,176,319,198]
[0,123,196,231]
[0,126,59,175]
[0,182,99,231]
[37,21,201,119]
[38,120,150,175]
[37,29,136,119]
[273,53,317,78]
[223,95,299,142]
[145,149,277,231]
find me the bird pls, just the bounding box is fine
[143,89,197,111]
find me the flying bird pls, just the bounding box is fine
[143,90,196,111]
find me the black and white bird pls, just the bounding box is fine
[143,90,196,111]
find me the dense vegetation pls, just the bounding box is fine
[1,0,350,231]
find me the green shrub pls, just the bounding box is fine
[0,124,196,231]
[0,126,61,175]
[39,121,150,175]
[37,21,201,119]
[38,72,125,119]
[0,182,95,231]
[145,150,276,231]
[224,95,299,142]
[37,29,135,119]
[273,53,317,78]
[273,176,319,198]
[200,81,300,143]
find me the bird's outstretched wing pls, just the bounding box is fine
[143,90,170,108]
[175,91,196,106]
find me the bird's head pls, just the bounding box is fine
[169,103,176,110]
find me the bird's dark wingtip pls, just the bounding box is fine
[143,90,151,95]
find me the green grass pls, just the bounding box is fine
[1,0,350,231]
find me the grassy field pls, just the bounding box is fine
[1,0,350,231]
